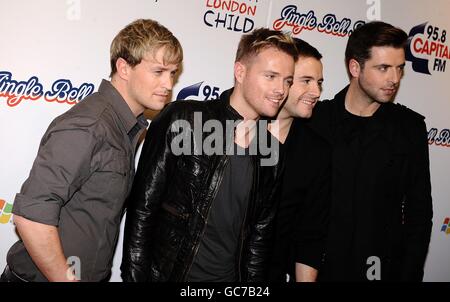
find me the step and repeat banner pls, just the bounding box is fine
[0,0,449,281]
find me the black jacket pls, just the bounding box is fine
[308,86,433,281]
[268,118,331,282]
[121,89,282,282]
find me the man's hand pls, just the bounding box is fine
[14,215,79,282]
[295,262,318,282]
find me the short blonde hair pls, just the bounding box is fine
[110,19,183,77]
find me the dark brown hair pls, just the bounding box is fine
[293,38,322,60]
[345,21,407,69]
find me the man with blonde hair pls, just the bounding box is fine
[1,19,182,282]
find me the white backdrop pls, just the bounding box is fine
[0,0,449,282]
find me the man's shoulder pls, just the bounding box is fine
[311,98,336,120]
[306,99,335,139]
[317,98,335,107]
[169,99,214,111]
[63,91,108,116]
[49,93,111,135]
[391,102,425,122]
[388,103,428,145]
[158,99,219,121]
[389,103,427,138]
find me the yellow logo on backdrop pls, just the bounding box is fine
[0,199,13,224]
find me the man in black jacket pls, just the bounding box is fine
[309,21,433,281]
[267,38,330,282]
[120,28,297,282]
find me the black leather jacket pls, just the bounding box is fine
[121,89,282,282]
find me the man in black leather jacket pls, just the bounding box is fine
[121,28,298,282]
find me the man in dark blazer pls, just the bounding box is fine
[267,38,330,282]
[309,21,433,281]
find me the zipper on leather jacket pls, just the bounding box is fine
[237,156,257,281]
[183,156,229,280]
[401,194,406,225]
[237,201,248,281]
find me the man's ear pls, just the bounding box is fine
[348,58,361,78]
[115,57,131,81]
[234,61,247,85]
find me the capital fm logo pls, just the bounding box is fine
[0,71,94,108]
[0,199,13,224]
[272,4,365,37]
[441,217,450,235]
[177,81,222,101]
[406,22,449,75]
[428,127,450,148]
[203,0,259,33]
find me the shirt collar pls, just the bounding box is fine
[128,114,149,142]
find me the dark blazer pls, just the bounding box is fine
[308,86,433,281]
[268,118,331,282]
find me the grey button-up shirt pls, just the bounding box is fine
[7,80,148,281]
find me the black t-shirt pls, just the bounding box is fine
[343,110,373,154]
[187,144,253,282]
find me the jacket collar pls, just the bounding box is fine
[219,88,245,121]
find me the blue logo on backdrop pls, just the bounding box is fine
[177,82,222,101]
